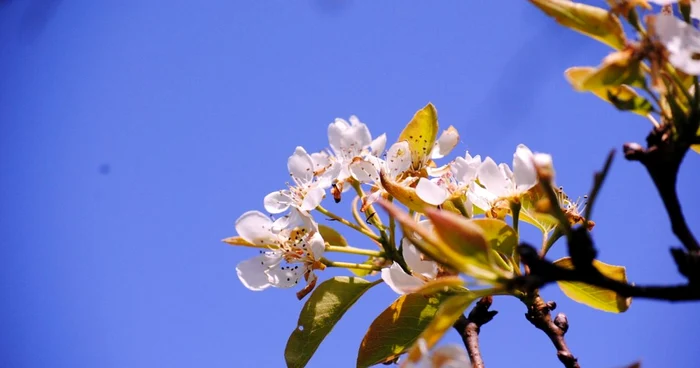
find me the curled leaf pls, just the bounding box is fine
[318,224,348,247]
[379,171,435,213]
[579,50,645,90]
[565,67,653,116]
[530,0,626,50]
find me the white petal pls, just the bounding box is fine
[361,190,384,210]
[693,1,700,20]
[401,239,438,279]
[468,184,496,212]
[655,14,700,75]
[235,211,277,245]
[425,163,452,177]
[431,345,470,367]
[349,158,381,183]
[267,264,305,288]
[264,190,293,214]
[386,141,411,178]
[345,123,372,152]
[369,133,387,155]
[236,253,282,291]
[308,232,326,258]
[288,146,315,183]
[477,158,509,197]
[316,162,341,189]
[647,0,680,5]
[271,208,315,233]
[301,186,325,211]
[512,144,538,192]
[381,263,425,295]
[451,156,479,184]
[310,151,331,172]
[415,178,448,205]
[328,119,350,154]
[431,126,460,159]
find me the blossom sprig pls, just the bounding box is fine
[225,102,602,367]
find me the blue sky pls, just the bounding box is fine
[1,1,699,367]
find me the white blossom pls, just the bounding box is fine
[382,237,438,295]
[654,13,700,75]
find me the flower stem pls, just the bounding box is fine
[325,245,384,258]
[510,201,522,276]
[315,205,382,242]
[320,257,381,271]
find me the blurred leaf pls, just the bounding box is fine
[565,67,652,116]
[318,224,348,247]
[692,127,700,154]
[469,218,518,258]
[380,173,435,213]
[285,277,380,368]
[423,208,502,281]
[413,276,467,296]
[529,0,626,50]
[580,51,645,90]
[553,257,632,313]
[398,103,439,170]
[406,293,477,363]
[357,293,450,367]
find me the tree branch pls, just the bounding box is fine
[452,296,497,368]
[623,124,699,253]
[525,295,579,368]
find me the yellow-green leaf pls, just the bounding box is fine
[530,0,626,50]
[565,67,652,116]
[580,51,645,90]
[350,258,376,277]
[398,103,439,170]
[406,293,477,363]
[379,172,435,213]
[469,218,518,258]
[553,257,632,313]
[318,224,348,247]
[692,127,700,154]
[356,293,451,367]
[285,277,381,368]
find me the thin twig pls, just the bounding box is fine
[452,296,498,368]
[525,295,579,368]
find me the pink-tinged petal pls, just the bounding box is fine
[693,1,700,20]
[415,178,448,205]
[361,190,384,210]
[267,264,305,288]
[477,158,509,197]
[350,158,381,184]
[401,239,438,279]
[301,186,325,211]
[235,210,277,245]
[513,144,537,192]
[328,118,350,154]
[655,14,700,75]
[431,126,460,159]
[308,232,326,259]
[264,190,292,214]
[369,133,387,155]
[381,263,425,295]
[386,141,411,178]
[431,345,470,367]
[288,146,315,183]
[236,252,282,291]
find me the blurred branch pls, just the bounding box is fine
[452,296,497,368]
[525,295,579,368]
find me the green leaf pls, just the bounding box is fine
[469,218,518,258]
[553,257,632,313]
[565,67,652,116]
[529,0,626,50]
[285,277,381,368]
[413,276,467,296]
[356,293,451,368]
[318,224,348,247]
[350,258,375,277]
[398,103,439,170]
[406,293,477,363]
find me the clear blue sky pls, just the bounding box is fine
[1,1,699,367]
